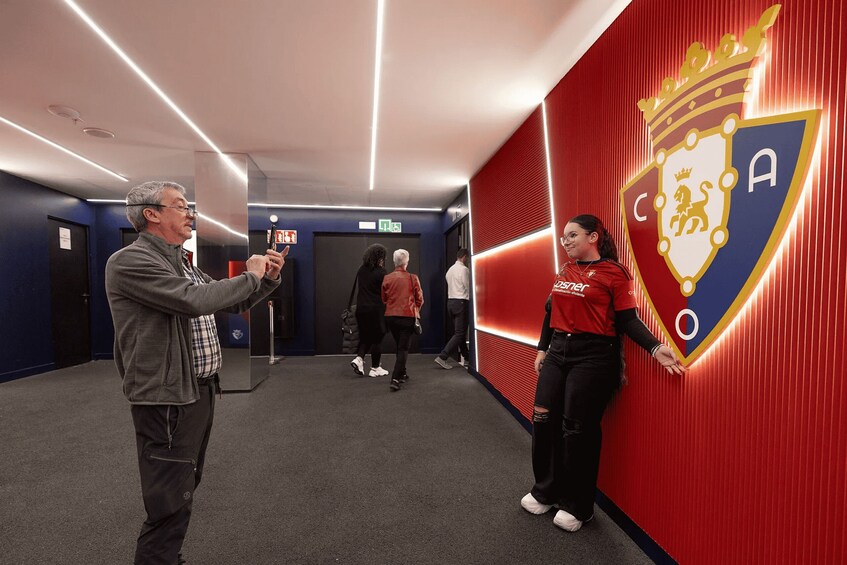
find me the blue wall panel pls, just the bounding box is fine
[0,171,96,382]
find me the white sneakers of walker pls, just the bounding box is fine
[369,366,389,377]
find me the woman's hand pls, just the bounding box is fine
[654,345,687,375]
[534,350,546,375]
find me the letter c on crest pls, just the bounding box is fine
[634,193,648,222]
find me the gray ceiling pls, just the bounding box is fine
[0,0,629,209]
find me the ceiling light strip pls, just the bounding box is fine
[368,0,386,191]
[88,199,441,212]
[541,100,559,271]
[63,0,247,184]
[249,202,440,212]
[0,116,128,182]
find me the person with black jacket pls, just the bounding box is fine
[520,214,685,532]
[351,244,390,377]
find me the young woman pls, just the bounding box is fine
[351,244,389,377]
[521,214,685,532]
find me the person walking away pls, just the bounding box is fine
[434,248,470,369]
[105,181,288,564]
[381,249,424,391]
[350,244,390,377]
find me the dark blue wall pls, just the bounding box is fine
[251,207,446,355]
[0,171,98,382]
[442,189,469,233]
[1,171,457,381]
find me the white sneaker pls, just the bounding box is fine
[520,493,553,515]
[369,366,389,377]
[552,509,591,532]
[350,356,364,376]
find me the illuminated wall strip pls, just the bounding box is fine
[368,0,386,191]
[473,226,553,261]
[467,182,480,370]
[0,116,128,182]
[475,324,537,347]
[63,0,247,184]
[541,100,559,271]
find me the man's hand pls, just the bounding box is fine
[265,245,290,280]
[246,254,270,280]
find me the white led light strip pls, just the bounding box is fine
[0,116,128,182]
[63,0,247,184]
[467,183,480,370]
[250,202,440,212]
[368,0,386,191]
[473,226,554,261]
[474,325,537,347]
[541,100,559,272]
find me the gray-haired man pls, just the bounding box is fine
[106,181,288,564]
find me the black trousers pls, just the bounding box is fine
[130,377,217,565]
[530,333,620,521]
[386,316,414,380]
[356,309,385,366]
[439,299,469,361]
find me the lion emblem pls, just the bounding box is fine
[670,170,713,236]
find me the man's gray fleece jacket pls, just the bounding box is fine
[105,232,281,405]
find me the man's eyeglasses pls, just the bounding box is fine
[127,202,198,218]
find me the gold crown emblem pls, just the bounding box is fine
[637,4,781,150]
[674,168,692,181]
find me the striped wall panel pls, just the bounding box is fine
[476,331,538,420]
[469,107,550,253]
[471,0,847,562]
[474,230,554,343]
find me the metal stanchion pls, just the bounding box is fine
[268,300,280,365]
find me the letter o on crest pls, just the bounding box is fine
[675,308,699,341]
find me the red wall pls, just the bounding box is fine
[469,0,846,562]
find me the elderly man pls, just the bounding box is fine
[105,181,288,564]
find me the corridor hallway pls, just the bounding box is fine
[0,356,650,564]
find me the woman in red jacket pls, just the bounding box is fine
[521,214,685,532]
[381,249,424,392]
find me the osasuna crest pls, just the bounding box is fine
[620,5,820,366]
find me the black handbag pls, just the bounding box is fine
[341,275,359,353]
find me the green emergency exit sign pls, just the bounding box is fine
[378,219,402,233]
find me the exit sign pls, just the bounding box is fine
[378,218,402,233]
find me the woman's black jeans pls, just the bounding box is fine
[530,331,620,521]
[386,316,415,380]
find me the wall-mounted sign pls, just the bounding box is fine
[378,218,402,233]
[59,227,71,250]
[620,5,820,366]
[359,221,377,230]
[267,229,297,244]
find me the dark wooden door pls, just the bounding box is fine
[48,218,91,368]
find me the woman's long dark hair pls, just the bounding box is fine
[568,214,618,261]
[362,243,387,268]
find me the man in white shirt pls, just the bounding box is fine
[435,248,470,369]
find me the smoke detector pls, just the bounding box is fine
[47,104,81,121]
[83,127,116,139]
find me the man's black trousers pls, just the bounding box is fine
[130,378,216,564]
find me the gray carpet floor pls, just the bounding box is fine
[0,356,651,565]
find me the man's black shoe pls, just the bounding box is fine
[390,379,402,391]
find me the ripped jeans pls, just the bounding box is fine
[530,332,620,521]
